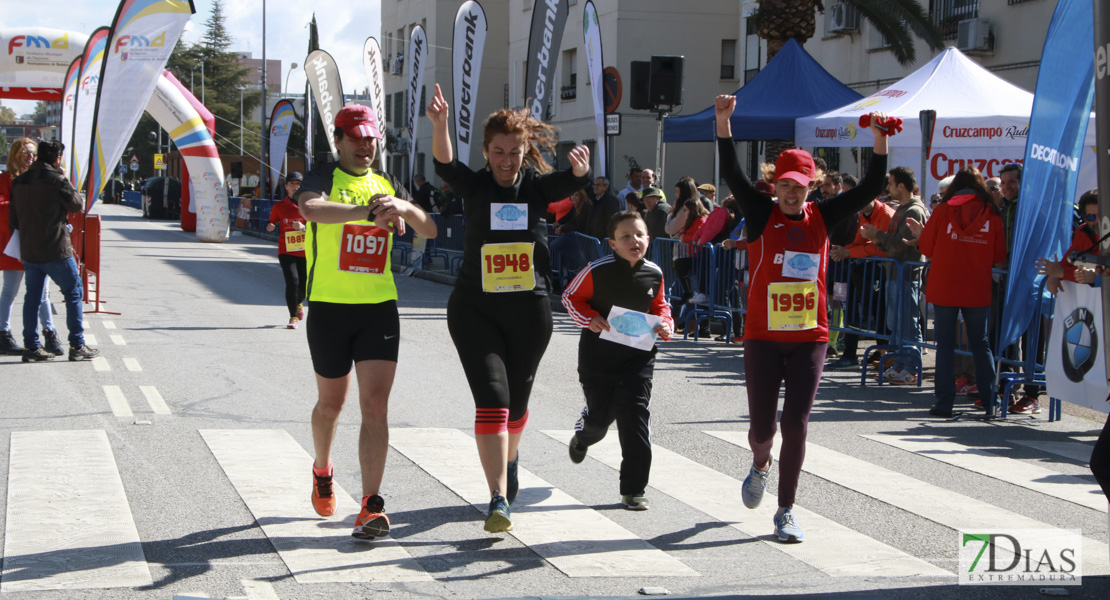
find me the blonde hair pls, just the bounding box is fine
[6,137,36,176]
[759,161,776,183]
[483,108,558,174]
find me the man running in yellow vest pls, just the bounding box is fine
[295,104,437,540]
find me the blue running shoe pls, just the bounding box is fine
[773,507,804,543]
[484,493,512,533]
[741,457,772,509]
[507,452,519,505]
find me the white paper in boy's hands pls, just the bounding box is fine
[599,305,662,351]
[3,230,19,261]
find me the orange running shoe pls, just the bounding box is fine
[311,469,336,517]
[352,494,391,540]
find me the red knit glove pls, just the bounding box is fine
[859,114,903,137]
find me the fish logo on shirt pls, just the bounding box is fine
[787,253,819,271]
[610,313,653,337]
[496,205,525,221]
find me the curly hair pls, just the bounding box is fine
[483,108,558,174]
[6,137,37,176]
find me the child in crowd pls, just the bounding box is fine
[561,211,674,510]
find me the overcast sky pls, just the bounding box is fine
[4,0,382,116]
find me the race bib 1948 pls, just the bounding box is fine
[338,223,390,274]
[767,281,818,331]
[481,242,535,293]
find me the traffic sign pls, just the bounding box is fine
[603,67,622,114]
[119,164,127,175]
[154,153,164,170]
[605,113,621,136]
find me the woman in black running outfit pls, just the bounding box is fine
[426,84,591,533]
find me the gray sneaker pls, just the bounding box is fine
[774,507,804,543]
[741,457,772,509]
[69,345,99,361]
[620,494,650,511]
[568,434,587,464]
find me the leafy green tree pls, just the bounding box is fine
[31,102,49,126]
[0,102,15,125]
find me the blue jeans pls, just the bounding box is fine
[886,277,922,373]
[23,257,83,349]
[1,270,54,333]
[933,305,995,411]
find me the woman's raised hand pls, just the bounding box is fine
[426,83,450,127]
[568,145,591,177]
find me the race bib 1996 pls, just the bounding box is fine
[767,281,819,330]
[481,242,535,293]
[338,223,390,274]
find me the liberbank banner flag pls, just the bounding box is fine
[583,1,604,177]
[73,27,110,195]
[61,57,82,180]
[1000,0,1095,350]
[88,0,195,210]
[269,100,296,185]
[524,0,568,121]
[306,48,344,162]
[453,2,486,165]
[1046,281,1109,414]
[363,37,388,169]
[406,25,428,187]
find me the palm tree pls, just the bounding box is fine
[754,0,944,65]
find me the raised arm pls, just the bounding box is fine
[426,83,454,165]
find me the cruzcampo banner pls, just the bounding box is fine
[524,0,568,121]
[406,25,427,187]
[583,1,605,177]
[1046,280,1109,414]
[0,27,88,101]
[452,1,486,166]
[1000,0,1095,350]
[87,0,195,211]
[306,48,344,161]
[73,27,110,195]
[363,36,388,169]
[61,56,82,181]
[147,72,228,243]
[268,99,296,184]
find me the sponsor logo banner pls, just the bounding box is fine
[407,26,427,188]
[269,100,296,185]
[1046,280,1108,413]
[363,36,388,167]
[61,56,82,180]
[88,0,193,210]
[524,0,569,120]
[73,27,111,195]
[306,49,345,161]
[959,529,1082,585]
[0,27,87,87]
[583,1,604,177]
[453,2,486,165]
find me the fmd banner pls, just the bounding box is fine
[268,100,296,184]
[453,1,486,166]
[61,56,82,180]
[73,27,110,194]
[523,0,568,121]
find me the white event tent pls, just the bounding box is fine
[795,47,1096,198]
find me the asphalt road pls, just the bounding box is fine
[0,203,1107,600]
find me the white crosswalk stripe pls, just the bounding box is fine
[542,430,947,578]
[200,429,431,584]
[707,430,1109,576]
[2,431,152,592]
[390,428,698,578]
[1012,439,1096,463]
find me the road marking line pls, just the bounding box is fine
[85,334,98,346]
[241,579,279,600]
[543,430,943,578]
[102,321,116,329]
[139,386,171,415]
[200,430,430,584]
[103,386,132,417]
[1011,439,1095,463]
[707,430,1109,576]
[862,434,1105,511]
[2,430,152,592]
[110,335,126,346]
[123,358,142,372]
[392,428,697,578]
[92,356,110,372]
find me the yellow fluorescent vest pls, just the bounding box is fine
[305,168,399,304]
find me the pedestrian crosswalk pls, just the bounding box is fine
[2,425,1107,594]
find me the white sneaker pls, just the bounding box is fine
[886,370,917,385]
[690,293,709,304]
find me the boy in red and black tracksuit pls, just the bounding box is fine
[562,211,673,509]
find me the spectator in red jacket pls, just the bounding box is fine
[1035,189,1100,294]
[909,167,1006,418]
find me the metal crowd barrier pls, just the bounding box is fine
[425,214,467,274]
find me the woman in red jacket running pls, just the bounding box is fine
[910,168,1006,418]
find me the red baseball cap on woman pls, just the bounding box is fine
[774,149,816,187]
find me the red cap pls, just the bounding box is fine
[334,104,383,140]
[774,149,816,187]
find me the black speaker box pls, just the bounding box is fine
[629,60,652,110]
[230,161,243,179]
[649,55,684,106]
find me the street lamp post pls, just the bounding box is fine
[259,0,268,200]
[239,86,245,155]
[284,62,298,95]
[191,59,206,104]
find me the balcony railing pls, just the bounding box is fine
[930,0,980,40]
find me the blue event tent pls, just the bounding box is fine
[663,38,862,142]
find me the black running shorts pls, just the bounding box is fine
[305,300,400,378]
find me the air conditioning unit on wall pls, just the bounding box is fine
[826,3,860,34]
[957,19,992,53]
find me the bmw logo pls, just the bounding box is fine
[1062,307,1098,383]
